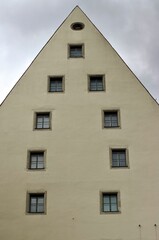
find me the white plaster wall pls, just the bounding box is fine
[0,7,159,240]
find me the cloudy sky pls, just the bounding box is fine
[0,0,159,103]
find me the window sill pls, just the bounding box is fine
[27,168,45,171]
[111,166,129,169]
[89,90,105,92]
[48,91,64,93]
[69,56,84,58]
[103,126,120,129]
[26,212,46,215]
[34,128,51,131]
[100,211,121,215]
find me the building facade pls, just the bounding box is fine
[0,6,159,240]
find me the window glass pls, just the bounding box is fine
[89,76,104,91]
[112,149,127,167]
[69,45,83,57]
[49,77,63,92]
[29,194,45,213]
[104,111,118,128]
[102,193,118,212]
[29,152,44,169]
[36,113,50,129]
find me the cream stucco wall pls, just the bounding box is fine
[0,6,159,240]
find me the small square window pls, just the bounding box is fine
[103,111,119,128]
[27,193,46,214]
[35,113,50,129]
[111,149,128,168]
[89,75,105,91]
[28,151,45,170]
[69,44,83,58]
[102,192,119,213]
[49,76,64,92]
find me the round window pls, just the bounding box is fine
[71,22,85,30]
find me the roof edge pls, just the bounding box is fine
[0,5,80,107]
[0,5,158,107]
[76,7,159,107]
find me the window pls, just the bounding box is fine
[89,75,105,91]
[35,112,50,129]
[103,110,119,128]
[102,192,119,213]
[27,193,46,214]
[49,76,64,92]
[111,149,128,168]
[69,44,84,58]
[28,151,45,170]
[71,22,85,30]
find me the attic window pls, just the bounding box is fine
[71,22,84,30]
[89,75,105,91]
[69,44,84,58]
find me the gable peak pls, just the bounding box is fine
[73,5,82,10]
[69,5,86,15]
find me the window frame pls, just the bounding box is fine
[100,191,121,214]
[26,192,47,215]
[110,148,129,168]
[102,110,121,129]
[27,150,46,170]
[48,76,65,93]
[68,44,84,58]
[34,112,51,130]
[88,75,105,92]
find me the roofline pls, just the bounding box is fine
[0,5,78,107]
[77,7,159,107]
[1,5,158,107]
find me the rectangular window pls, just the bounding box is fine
[103,110,119,128]
[28,151,45,170]
[28,193,46,214]
[69,44,84,58]
[49,76,64,92]
[111,149,128,168]
[89,75,105,91]
[35,112,50,129]
[102,192,119,213]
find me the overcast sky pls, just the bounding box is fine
[0,0,159,103]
